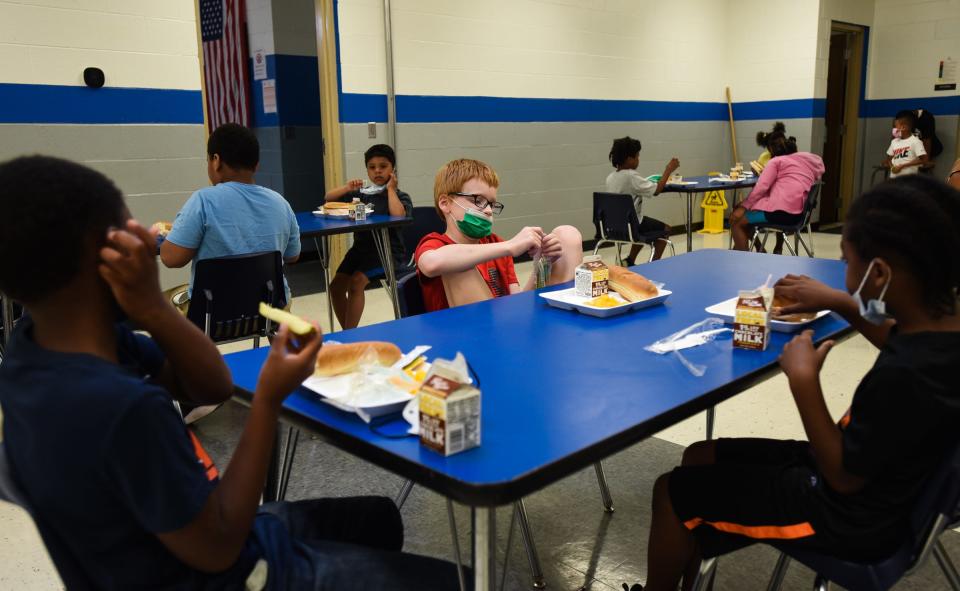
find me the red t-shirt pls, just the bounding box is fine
[414,232,519,312]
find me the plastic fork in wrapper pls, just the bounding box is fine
[644,317,731,376]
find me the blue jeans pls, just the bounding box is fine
[253,496,467,591]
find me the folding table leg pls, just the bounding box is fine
[690,557,717,591]
[594,462,614,513]
[706,407,716,440]
[515,499,546,588]
[765,553,791,591]
[395,479,415,509]
[472,506,497,591]
[313,237,335,332]
[373,228,401,319]
[934,540,960,591]
[276,426,300,501]
[446,500,467,591]
[686,192,694,252]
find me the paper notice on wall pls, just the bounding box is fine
[253,49,267,81]
[936,58,957,91]
[262,79,277,113]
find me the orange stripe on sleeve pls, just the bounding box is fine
[188,430,220,481]
[684,517,815,540]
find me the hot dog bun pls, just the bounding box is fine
[314,341,402,377]
[323,201,355,210]
[771,293,817,322]
[608,265,658,302]
[152,221,172,236]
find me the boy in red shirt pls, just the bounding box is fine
[414,159,582,311]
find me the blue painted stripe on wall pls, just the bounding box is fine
[0,83,202,124]
[340,92,388,123]
[862,95,960,118]
[732,98,826,120]
[340,93,826,123]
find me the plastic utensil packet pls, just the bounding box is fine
[644,318,732,377]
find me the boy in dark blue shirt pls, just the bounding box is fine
[0,156,463,590]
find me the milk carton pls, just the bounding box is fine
[419,365,481,456]
[575,255,609,298]
[733,287,773,350]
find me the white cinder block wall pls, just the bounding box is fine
[860,0,960,189]
[336,0,835,239]
[0,0,207,289]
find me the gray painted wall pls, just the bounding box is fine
[0,123,207,289]
[343,120,743,241]
[859,115,958,193]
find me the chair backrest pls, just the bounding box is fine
[0,442,29,509]
[593,192,640,242]
[907,440,960,554]
[400,206,446,263]
[799,181,822,226]
[396,272,426,318]
[186,251,285,342]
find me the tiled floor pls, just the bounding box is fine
[2,230,958,590]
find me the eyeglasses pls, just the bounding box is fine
[451,192,505,216]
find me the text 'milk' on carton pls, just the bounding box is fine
[733,287,773,351]
[575,255,609,298]
[419,368,481,456]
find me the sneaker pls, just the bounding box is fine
[183,403,222,425]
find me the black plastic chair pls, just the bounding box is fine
[749,181,822,258]
[691,441,960,591]
[592,192,675,263]
[186,251,286,346]
[396,272,426,318]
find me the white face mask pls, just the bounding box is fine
[851,259,891,326]
[891,127,902,139]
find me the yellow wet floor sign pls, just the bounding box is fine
[699,190,727,234]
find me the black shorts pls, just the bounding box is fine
[336,247,409,280]
[668,438,902,561]
[637,215,670,234]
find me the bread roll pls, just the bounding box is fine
[315,341,402,376]
[771,293,816,322]
[608,265,658,302]
[152,221,172,236]
[323,202,355,210]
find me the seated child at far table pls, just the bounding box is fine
[751,121,786,174]
[324,144,412,329]
[415,158,582,312]
[729,132,824,253]
[625,175,960,591]
[0,155,465,591]
[604,137,679,264]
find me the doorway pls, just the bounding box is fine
[821,22,865,225]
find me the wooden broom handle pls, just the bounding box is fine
[726,87,739,166]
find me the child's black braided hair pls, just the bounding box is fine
[844,175,960,317]
[609,136,643,168]
[756,121,786,148]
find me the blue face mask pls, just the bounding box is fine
[851,259,891,326]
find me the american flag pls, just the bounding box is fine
[200,0,250,129]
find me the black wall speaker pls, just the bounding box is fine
[83,67,105,88]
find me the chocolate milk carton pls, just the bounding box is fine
[575,255,609,298]
[419,366,481,456]
[733,287,773,350]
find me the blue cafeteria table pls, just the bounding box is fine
[661,175,758,251]
[223,248,852,590]
[295,212,411,330]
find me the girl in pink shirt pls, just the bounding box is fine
[730,133,825,252]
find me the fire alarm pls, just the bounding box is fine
[83,67,105,88]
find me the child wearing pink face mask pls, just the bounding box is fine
[881,110,928,178]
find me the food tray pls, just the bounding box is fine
[539,287,671,318]
[705,296,830,333]
[313,205,375,218]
